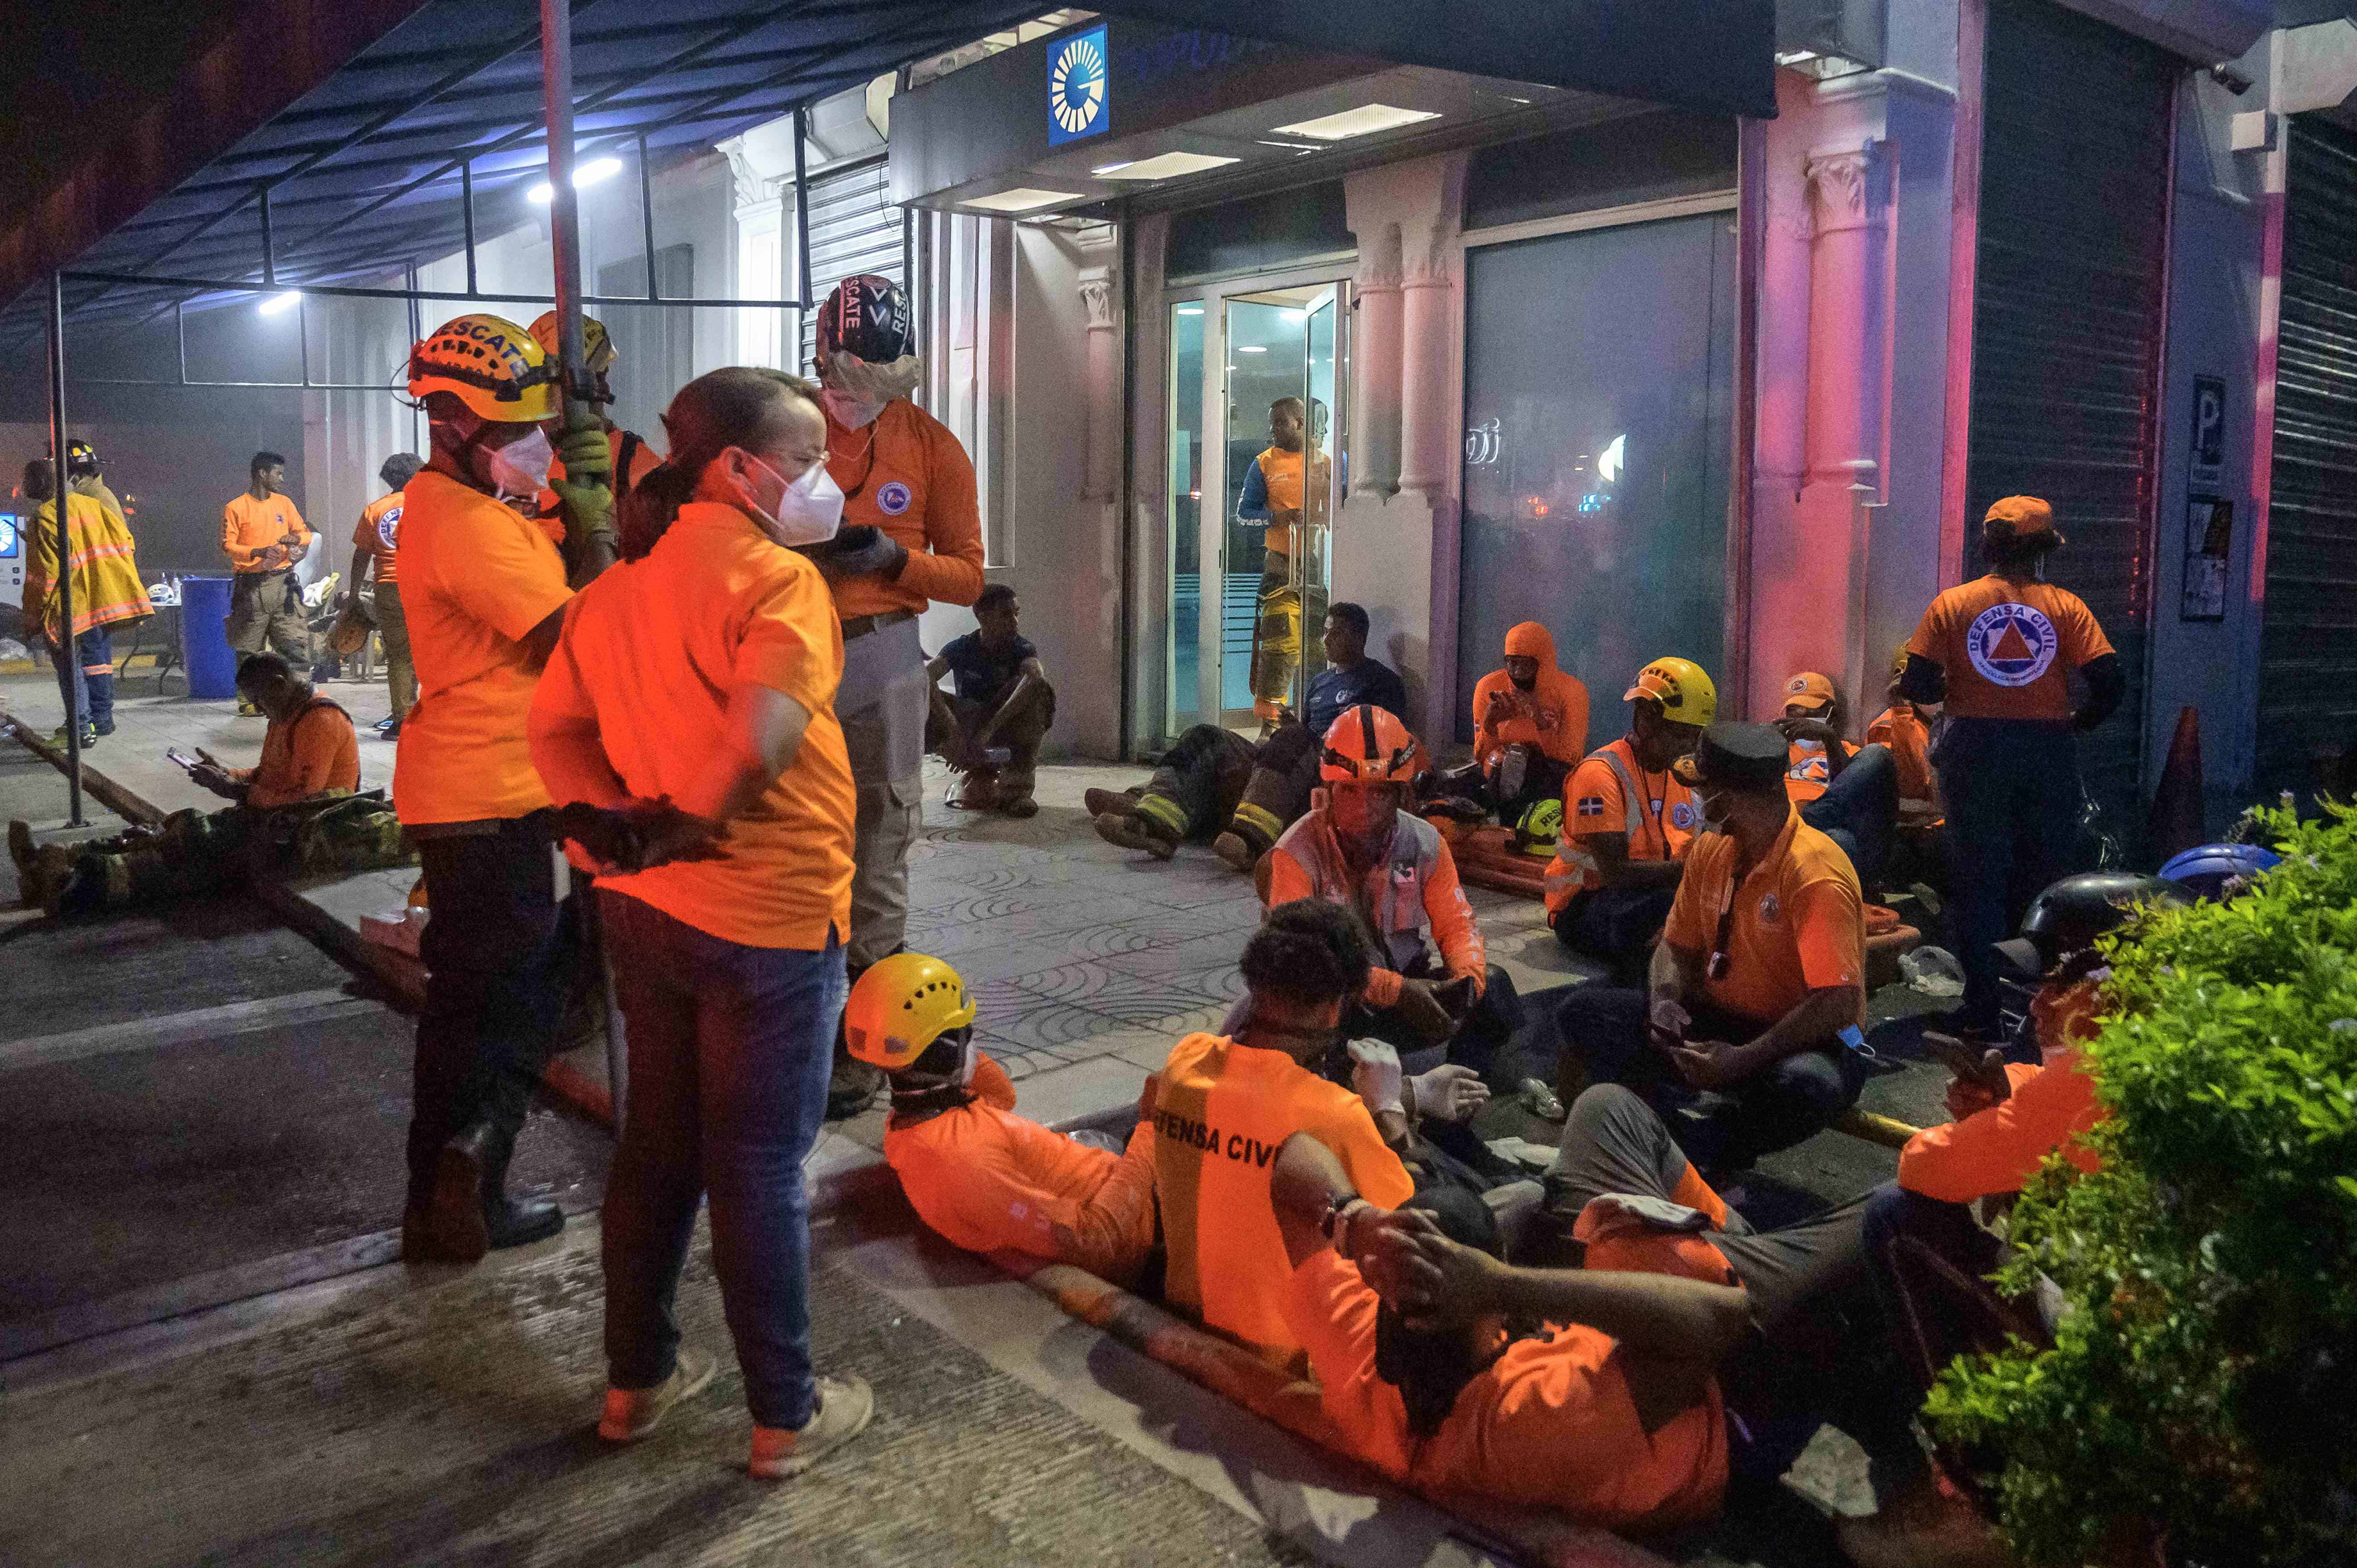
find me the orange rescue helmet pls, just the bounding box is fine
[1320,704,1419,786]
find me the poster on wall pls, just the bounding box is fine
[2190,375,2226,490]
[2180,495,2232,622]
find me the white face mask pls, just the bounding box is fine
[483,427,554,498]
[820,351,921,429]
[735,450,844,548]
[1699,788,1732,835]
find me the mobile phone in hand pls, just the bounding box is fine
[167,749,201,774]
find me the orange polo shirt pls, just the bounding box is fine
[1153,1032,1413,1364]
[1868,705,1942,825]
[353,491,405,585]
[1905,574,2112,722]
[1663,811,1865,1026]
[1899,977,2106,1201]
[1782,737,1859,805]
[1544,736,1702,912]
[1280,1250,1727,1532]
[533,501,854,949]
[391,470,573,825]
[822,398,985,619]
[238,698,360,809]
[883,1055,1161,1287]
[221,491,311,573]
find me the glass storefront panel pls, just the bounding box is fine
[1455,213,1737,743]
[1166,300,1206,735]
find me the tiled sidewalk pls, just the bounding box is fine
[0,670,1579,1139]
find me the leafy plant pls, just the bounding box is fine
[1923,806,2357,1566]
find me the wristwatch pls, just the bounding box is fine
[1320,1194,1368,1255]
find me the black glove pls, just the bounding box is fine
[797,524,908,582]
[556,798,726,874]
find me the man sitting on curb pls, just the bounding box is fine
[926,585,1055,818]
[1866,647,1945,899]
[1556,722,1869,1175]
[1545,657,1714,985]
[1091,602,1408,868]
[10,654,406,918]
[1154,900,1417,1366]
[1778,671,1900,896]
[1261,704,1521,1098]
[851,951,1160,1289]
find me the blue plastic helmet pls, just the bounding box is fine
[2157,842,2281,900]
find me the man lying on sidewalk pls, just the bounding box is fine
[10,653,408,918]
[850,951,1160,1290]
[1091,603,1409,869]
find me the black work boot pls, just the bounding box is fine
[478,1122,564,1251]
[825,954,886,1120]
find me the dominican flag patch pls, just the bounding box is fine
[1576,796,1606,817]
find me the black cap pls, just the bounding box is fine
[816,274,914,363]
[1673,722,1787,792]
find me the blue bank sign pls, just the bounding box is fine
[1047,25,1109,145]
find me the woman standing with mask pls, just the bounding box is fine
[528,366,874,1478]
[805,274,985,1118]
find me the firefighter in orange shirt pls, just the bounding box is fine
[799,275,986,1118]
[342,453,423,733]
[220,450,314,706]
[848,953,1160,1289]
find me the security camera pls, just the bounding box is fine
[2209,62,2253,95]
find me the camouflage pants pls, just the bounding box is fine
[72,794,413,911]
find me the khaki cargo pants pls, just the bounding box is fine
[837,615,928,970]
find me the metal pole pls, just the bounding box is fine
[793,104,813,373]
[460,160,479,296]
[540,0,615,583]
[45,273,85,827]
[638,133,659,301]
[259,187,277,287]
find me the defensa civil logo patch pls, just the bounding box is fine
[876,481,912,517]
[1965,601,2058,687]
[377,505,403,552]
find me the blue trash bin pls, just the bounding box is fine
[179,575,239,700]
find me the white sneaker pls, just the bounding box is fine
[597,1347,717,1442]
[747,1375,875,1480]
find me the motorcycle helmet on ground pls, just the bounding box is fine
[2156,842,2281,901]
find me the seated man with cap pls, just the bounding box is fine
[850,952,1160,1289]
[1866,646,1946,896]
[1544,657,1714,986]
[1556,722,1870,1175]
[1776,670,1900,896]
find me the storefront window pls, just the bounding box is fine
[1456,213,1736,742]
[1167,301,1206,734]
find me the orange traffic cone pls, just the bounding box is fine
[2148,705,2205,863]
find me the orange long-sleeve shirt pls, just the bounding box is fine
[1898,978,2107,1201]
[232,698,360,809]
[222,490,311,573]
[1265,811,1484,1008]
[883,1056,1160,1287]
[823,398,984,618]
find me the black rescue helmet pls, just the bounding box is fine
[2017,871,2187,965]
[816,274,914,363]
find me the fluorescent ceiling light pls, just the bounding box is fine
[527,156,624,204]
[1598,433,1626,484]
[1174,306,1203,315]
[1237,345,1267,353]
[1091,151,1240,181]
[1269,104,1440,141]
[964,187,1083,213]
[257,290,303,316]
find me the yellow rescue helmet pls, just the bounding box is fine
[528,310,617,372]
[407,312,558,423]
[845,952,977,1071]
[1623,657,1718,730]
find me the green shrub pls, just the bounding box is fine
[1923,806,2357,1566]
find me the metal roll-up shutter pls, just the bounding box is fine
[800,156,906,372]
[2258,117,2357,798]
[1965,0,2175,821]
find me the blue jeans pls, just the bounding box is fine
[1801,742,1897,894]
[598,890,845,1430]
[1934,718,2082,1025]
[53,626,114,730]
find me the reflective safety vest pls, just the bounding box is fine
[1542,739,1691,915]
[1270,807,1448,975]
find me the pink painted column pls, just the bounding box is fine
[1798,142,1887,714]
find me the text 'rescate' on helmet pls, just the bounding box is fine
[844,952,977,1071]
[407,312,559,423]
[816,274,915,364]
[527,310,617,373]
[1623,657,1718,730]
[1320,704,1418,785]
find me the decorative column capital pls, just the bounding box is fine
[1077,266,1116,331]
[1804,144,1881,235]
